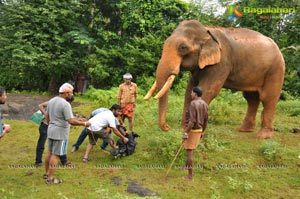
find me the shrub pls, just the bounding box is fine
[258,140,284,163]
[84,86,119,107]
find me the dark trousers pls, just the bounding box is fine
[72,127,88,148]
[35,122,67,164]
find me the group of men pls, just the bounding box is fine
[33,73,137,184]
[1,72,208,183]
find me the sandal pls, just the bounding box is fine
[43,174,48,179]
[46,178,63,185]
[82,157,90,163]
[63,161,72,166]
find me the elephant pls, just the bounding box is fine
[144,20,285,139]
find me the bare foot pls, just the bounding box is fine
[182,176,193,181]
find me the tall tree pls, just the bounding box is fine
[0,0,87,92]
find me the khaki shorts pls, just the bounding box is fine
[87,129,112,145]
[183,129,203,150]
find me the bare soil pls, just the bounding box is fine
[0,94,79,120]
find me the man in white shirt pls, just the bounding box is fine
[82,104,129,162]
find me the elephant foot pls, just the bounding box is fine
[237,121,255,132]
[256,128,274,139]
[237,124,255,132]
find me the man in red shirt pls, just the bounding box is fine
[117,73,137,131]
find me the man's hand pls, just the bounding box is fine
[85,121,91,127]
[0,124,11,139]
[182,132,188,140]
[3,124,11,133]
[123,137,129,143]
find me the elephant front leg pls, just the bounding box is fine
[181,77,193,129]
[238,91,260,132]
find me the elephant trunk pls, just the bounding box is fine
[158,94,170,131]
[153,42,181,131]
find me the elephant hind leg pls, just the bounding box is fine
[238,91,260,132]
[256,80,283,139]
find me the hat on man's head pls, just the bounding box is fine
[123,73,132,79]
[59,83,74,93]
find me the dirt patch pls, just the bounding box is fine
[110,177,160,197]
[0,94,79,121]
[126,180,160,197]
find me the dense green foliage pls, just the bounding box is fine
[0,0,299,95]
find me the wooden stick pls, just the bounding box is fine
[165,143,183,179]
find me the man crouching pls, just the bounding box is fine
[82,104,129,162]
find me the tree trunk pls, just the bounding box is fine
[47,76,60,94]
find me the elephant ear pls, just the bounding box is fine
[198,30,221,69]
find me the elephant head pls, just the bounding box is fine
[144,20,221,131]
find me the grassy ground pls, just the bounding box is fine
[0,89,300,199]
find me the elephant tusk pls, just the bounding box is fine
[154,75,176,99]
[144,81,157,100]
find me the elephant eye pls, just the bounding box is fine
[178,44,190,55]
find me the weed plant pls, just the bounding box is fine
[258,140,284,163]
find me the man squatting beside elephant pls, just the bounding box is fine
[144,20,285,139]
[182,86,208,180]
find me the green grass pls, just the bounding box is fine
[1,89,300,199]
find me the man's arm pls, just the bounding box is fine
[112,127,128,143]
[184,104,196,134]
[117,85,122,104]
[39,101,49,123]
[134,84,137,101]
[38,101,48,115]
[67,118,91,127]
[182,104,196,140]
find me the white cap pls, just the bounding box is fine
[123,73,132,79]
[59,83,74,93]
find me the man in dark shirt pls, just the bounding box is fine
[182,86,208,180]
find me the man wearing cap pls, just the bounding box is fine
[182,86,208,181]
[44,83,91,184]
[118,73,137,131]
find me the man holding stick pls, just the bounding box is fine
[182,87,208,181]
